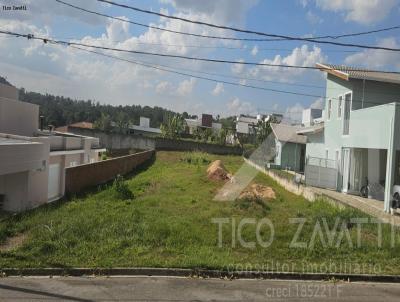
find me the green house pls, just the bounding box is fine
[299,63,400,212]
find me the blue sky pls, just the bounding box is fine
[0,0,399,120]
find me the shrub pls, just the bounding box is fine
[112,175,134,200]
[180,152,211,165]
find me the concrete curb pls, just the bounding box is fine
[1,268,400,283]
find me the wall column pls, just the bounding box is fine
[384,107,398,212]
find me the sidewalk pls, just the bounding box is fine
[245,158,400,226]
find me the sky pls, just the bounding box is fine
[0,0,399,121]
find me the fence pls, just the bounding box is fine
[66,128,242,155]
[64,150,155,194]
[305,157,338,190]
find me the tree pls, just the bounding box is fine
[94,113,112,132]
[114,111,130,134]
[255,116,280,145]
[160,114,185,139]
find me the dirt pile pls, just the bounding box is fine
[239,184,276,200]
[207,160,231,181]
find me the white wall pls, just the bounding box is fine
[0,97,39,137]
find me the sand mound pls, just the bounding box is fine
[239,184,276,200]
[207,160,230,181]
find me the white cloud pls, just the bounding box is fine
[314,0,398,24]
[160,0,259,24]
[226,97,255,116]
[344,37,400,69]
[231,59,246,75]
[177,77,197,96]
[156,81,174,94]
[251,46,259,56]
[310,98,325,109]
[306,10,323,24]
[211,83,225,96]
[284,103,304,123]
[247,45,327,82]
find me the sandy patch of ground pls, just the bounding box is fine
[207,160,231,181]
[239,184,276,200]
[0,233,27,252]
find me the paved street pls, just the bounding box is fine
[0,276,400,301]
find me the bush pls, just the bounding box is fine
[180,152,211,165]
[101,153,108,161]
[112,175,134,200]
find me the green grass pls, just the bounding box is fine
[1,151,400,274]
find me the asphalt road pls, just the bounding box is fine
[0,276,399,301]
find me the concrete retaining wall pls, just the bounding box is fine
[244,158,318,201]
[66,128,242,155]
[65,150,155,194]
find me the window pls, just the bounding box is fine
[325,149,329,159]
[327,99,332,120]
[338,96,343,119]
[343,93,352,135]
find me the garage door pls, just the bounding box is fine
[48,164,61,200]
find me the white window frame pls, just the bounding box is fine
[338,95,343,119]
[327,99,332,120]
[342,91,352,137]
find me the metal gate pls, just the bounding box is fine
[305,157,338,190]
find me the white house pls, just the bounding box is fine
[299,63,400,212]
[185,114,222,134]
[267,123,307,172]
[236,114,283,135]
[129,117,161,136]
[0,82,105,212]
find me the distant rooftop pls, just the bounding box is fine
[316,63,400,85]
[69,122,94,129]
[271,123,307,144]
[0,137,35,145]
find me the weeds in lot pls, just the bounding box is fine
[181,152,211,165]
[0,151,400,275]
[112,175,134,200]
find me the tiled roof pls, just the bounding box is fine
[316,63,400,85]
[271,123,307,144]
[69,122,94,129]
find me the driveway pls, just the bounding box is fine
[0,276,400,301]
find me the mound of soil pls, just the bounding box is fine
[207,160,230,181]
[239,184,276,200]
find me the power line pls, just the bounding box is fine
[69,45,399,108]
[55,0,283,42]
[58,0,400,50]
[97,0,400,52]
[41,35,361,54]
[2,29,400,74]
[69,45,325,99]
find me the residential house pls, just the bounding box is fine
[185,114,222,134]
[298,63,400,212]
[129,117,161,136]
[267,123,307,172]
[236,114,283,135]
[56,121,94,133]
[0,82,105,212]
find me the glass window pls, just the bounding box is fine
[338,96,343,118]
[327,99,332,120]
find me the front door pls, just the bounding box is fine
[342,148,351,193]
[48,164,61,201]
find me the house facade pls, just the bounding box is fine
[300,63,400,212]
[185,114,222,134]
[268,123,306,172]
[0,82,105,212]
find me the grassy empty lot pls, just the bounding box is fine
[1,151,400,274]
